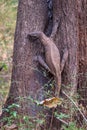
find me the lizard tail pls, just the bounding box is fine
[55,76,61,97]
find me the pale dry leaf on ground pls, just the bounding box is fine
[40,97,63,108]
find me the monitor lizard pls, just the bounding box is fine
[28,20,68,97]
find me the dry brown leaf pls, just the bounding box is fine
[40,97,62,108]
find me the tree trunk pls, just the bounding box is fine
[77,0,87,107]
[53,0,78,96]
[0,0,87,129]
[1,0,48,127]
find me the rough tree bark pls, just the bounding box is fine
[0,0,87,129]
[77,0,87,107]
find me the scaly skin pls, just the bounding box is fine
[28,31,61,97]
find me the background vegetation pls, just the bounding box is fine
[0,0,18,114]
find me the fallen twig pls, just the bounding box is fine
[62,90,87,124]
[55,116,69,126]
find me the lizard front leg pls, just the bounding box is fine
[50,18,61,39]
[34,55,51,73]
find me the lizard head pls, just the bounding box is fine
[28,33,38,41]
[28,32,43,41]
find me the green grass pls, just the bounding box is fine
[0,0,18,114]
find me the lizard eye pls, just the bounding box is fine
[27,34,38,41]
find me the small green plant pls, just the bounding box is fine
[2,103,20,125]
[54,112,70,119]
[0,62,8,71]
[62,122,85,130]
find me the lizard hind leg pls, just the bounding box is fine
[60,48,68,72]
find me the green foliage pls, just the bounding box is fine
[22,115,45,129]
[54,112,69,119]
[0,0,18,45]
[62,122,85,130]
[0,0,18,112]
[0,62,8,70]
[2,103,20,125]
[2,102,45,129]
